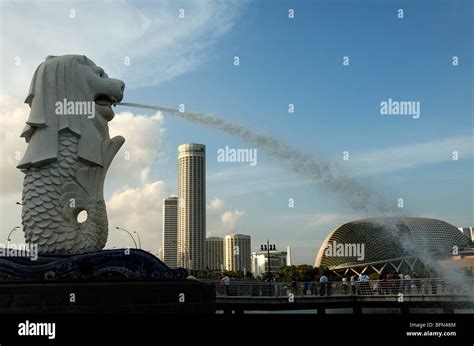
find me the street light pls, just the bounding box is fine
[7,226,21,246]
[115,226,138,248]
[133,230,142,249]
[260,240,276,280]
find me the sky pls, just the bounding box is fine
[0,0,472,264]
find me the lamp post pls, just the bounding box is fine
[133,230,142,249]
[7,226,21,247]
[115,226,138,248]
[260,240,276,281]
[233,248,246,278]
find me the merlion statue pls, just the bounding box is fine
[17,55,125,253]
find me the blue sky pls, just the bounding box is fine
[1,0,472,264]
[122,0,473,260]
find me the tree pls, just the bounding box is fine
[276,265,320,282]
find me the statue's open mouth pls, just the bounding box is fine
[95,94,118,107]
[94,94,120,121]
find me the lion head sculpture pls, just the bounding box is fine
[17,54,125,169]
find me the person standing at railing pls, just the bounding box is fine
[404,273,412,294]
[412,272,421,293]
[290,273,297,294]
[342,276,349,295]
[350,275,356,295]
[220,274,230,295]
[394,272,403,293]
[319,275,328,296]
[371,279,379,294]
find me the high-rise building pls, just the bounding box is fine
[206,237,224,271]
[177,144,206,270]
[251,250,288,277]
[162,196,178,268]
[286,246,292,266]
[224,234,251,272]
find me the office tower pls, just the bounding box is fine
[206,237,224,271]
[224,234,251,272]
[162,196,178,268]
[251,250,288,277]
[287,245,292,266]
[177,144,206,270]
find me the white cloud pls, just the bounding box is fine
[1,0,243,98]
[206,197,246,237]
[221,209,245,230]
[0,95,28,197]
[208,197,224,211]
[106,111,165,191]
[106,180,170,254]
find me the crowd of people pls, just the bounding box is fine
[217,270,442,296]
[291,271,441,296]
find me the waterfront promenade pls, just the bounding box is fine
[210,278,474,314]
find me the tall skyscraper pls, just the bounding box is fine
[177,144,206,270]
[162,196,178,268]
[206,237,224,271]
[224,234,251,272]
[287,245,292,266]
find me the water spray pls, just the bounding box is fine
[117,102,396,215]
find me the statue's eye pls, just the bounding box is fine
[99,72,104,78]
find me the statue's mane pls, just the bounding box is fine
[17,55,108,170]
[21,55,95,141]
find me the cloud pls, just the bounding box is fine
[350,136,473,175]
[106,111,165,191]
[208,197,224,211]
[206,197,246,236]
[0,95,28,197]
[106,180,170,254]
[221,209,245,230]
[1,0,244,98]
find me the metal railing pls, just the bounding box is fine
[212,278,474,297]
